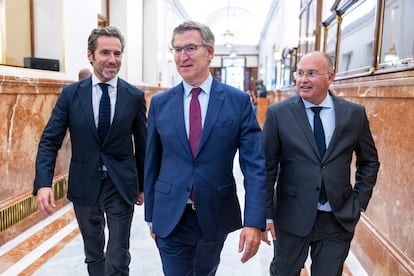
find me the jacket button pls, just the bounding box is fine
[186,187,191,192]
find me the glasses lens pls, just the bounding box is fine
[310,71,319,77]
[186,46,195,54]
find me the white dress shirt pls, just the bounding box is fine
[91,75,118,128]
[303,93,335,211]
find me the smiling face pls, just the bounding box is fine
[88,36,122,82]
[296,52,335,105]
[172,29,214,86]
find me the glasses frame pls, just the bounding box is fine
[293,70,331,80]
[170,44,207,56]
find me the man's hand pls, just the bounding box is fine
[261,222,276,245]
[36,187,56,216]
[149,226,156,240]
[238,226,261,263]
[136,192,144,205]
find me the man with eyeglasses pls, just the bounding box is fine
[144,20,266,275]
[262,51,379,275]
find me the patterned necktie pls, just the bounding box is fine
[189,87,202,157]
[189,87,202,202]
[98,83,110,143]
[311,106,327,204]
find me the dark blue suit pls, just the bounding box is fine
[34,77,146,205]
[34,77,147,275]
[144,79,266,275]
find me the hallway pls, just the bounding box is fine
[0,156,367,276]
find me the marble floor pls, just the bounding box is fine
[0,156,368,276]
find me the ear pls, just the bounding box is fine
[87,50,93,63]
[207,46,214,60]
[327,71,335,83]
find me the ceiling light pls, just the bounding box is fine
[223,0,234,48]
[384,45,399,64]
[223,30,234,48]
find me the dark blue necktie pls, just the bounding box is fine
[98,83,110,143]
[311,106,327,204]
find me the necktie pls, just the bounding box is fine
[98,83,110,143]
[189,87,202,157]
[311,106,327,204]
[189,87,202,202]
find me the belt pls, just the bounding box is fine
[317,210,332,214]
[186,203,196,211]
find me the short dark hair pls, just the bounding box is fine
[87,26,125,54]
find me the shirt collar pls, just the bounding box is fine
[183,74,213,97]
[92,74,118,88]
[302,92,334,109]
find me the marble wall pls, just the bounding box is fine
[0,76,72,205]
[331,71,414,275]
[0,75,165,243]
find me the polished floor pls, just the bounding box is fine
[0,156,367,275]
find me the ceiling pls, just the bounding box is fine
[173,0,274,47]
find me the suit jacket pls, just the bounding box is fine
[33,77,147,206]
[263,92,379,236]
[144,79,266,239]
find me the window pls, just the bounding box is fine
[337,0,376,73]
[222,57,245,90]
[380,0,414,65]
[280,47,297,88]
[318,0,414,77]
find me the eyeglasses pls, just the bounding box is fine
[293,70,330,80]
[170,44,207,56]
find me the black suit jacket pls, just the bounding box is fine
[33,77,147,206]
[263,92,379,236]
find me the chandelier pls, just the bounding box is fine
[223,30,234,48]
[222,0,234,48]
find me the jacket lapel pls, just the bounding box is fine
[109,79,131,139]
[78,79,100,143]
[197,80,224,155]
[325,93,345,158]
[291,96,321,159]
[171,84,193,158]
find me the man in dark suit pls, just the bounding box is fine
[33,26,147,275]
[144,20,266,275]
[262,51,380,275]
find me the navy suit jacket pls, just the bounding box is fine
[144,79,266,239]
[263,92,379,236]
[33,77,147,206]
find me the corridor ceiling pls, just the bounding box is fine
[174,0,274,47]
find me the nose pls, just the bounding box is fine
[301,72,311,80]
[176,51,189,61]
[107,53,117,63]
